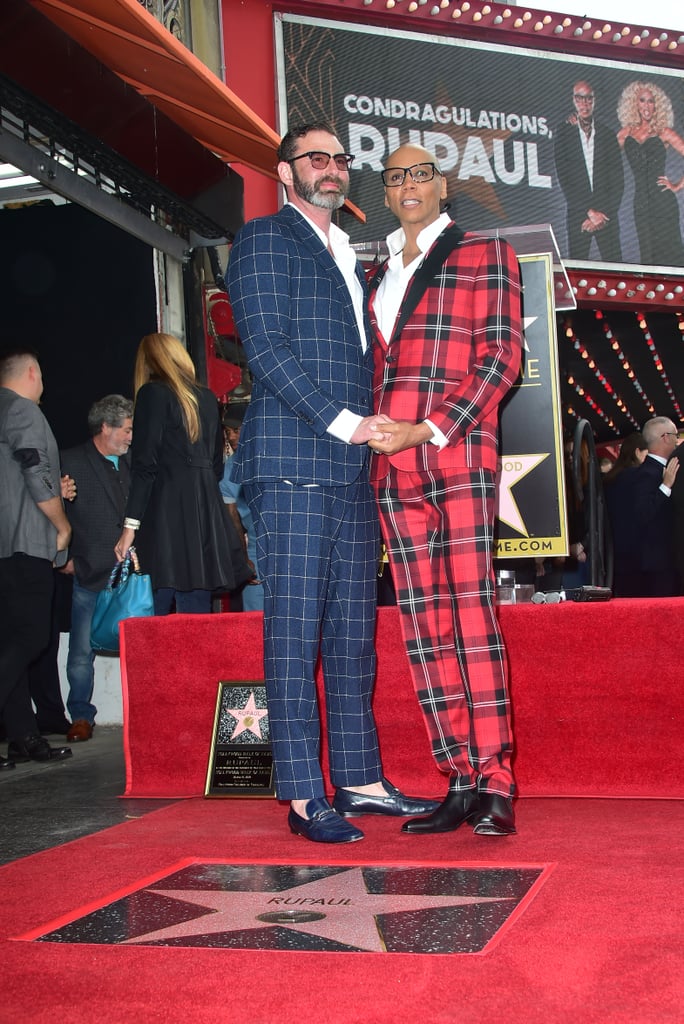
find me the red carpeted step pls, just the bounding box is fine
[120,601,683,800]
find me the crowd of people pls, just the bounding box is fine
[2,119,682,850]
[0,337,256,769]
[603,419,683,598]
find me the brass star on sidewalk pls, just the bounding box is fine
[124,867,510,952]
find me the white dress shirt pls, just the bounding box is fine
[374,212,453,449]
[288,203,367,444]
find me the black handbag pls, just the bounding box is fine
[90,547,154,652]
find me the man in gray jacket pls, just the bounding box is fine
[0,348,73,768]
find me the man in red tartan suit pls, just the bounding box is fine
[367,144,523,835]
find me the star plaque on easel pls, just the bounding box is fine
[204,682,275,798]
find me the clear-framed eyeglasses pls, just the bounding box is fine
[381,163,442,187]
[289,151,354,172]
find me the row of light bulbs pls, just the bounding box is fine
[562,309,684,438]
[363,0,684,51]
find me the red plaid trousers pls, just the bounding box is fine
[375,464,514,796]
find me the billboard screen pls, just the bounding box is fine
[276,15,684,274]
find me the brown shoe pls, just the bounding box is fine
[67,719,94,742]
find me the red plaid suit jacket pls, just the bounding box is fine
[368,225,522,476]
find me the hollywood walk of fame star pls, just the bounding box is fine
[496,453,549,536]
[522,316,537,348]
[224,691,269,740]
[123,867,512,953]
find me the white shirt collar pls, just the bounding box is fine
[385,212,452,260]
[286,200,351,251]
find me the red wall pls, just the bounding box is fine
[221,0,279,220]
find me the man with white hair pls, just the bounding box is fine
[613,416,680,597]
[60,394,134,742]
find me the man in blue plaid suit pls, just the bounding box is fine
[227,123,438,843]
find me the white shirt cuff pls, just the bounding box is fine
[329,409,363,444]
[425,418,448,450]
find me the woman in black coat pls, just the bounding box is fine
[115,333,249,613]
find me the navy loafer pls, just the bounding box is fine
[333,778,440,818]
[288,798,365,844]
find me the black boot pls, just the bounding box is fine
[402,786,479,834]
[472,792,516,835]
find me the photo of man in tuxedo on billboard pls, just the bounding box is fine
[553,79,624,262]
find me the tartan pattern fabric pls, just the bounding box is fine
[368,230,522,476]
[243,478,382,799]
[376,467,513,795]
[369,226,522,796]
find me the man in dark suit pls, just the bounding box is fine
[609,416,680,597]
[367,144,523,836]
[554,79,624,262]
[0,347,72,767]
[60,395,133,741]
[227,122,437,843]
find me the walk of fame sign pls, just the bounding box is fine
[204,682,274,797]
[495,252,568,560]
[25,861,553,955]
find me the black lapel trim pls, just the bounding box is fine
[392,223,465,340]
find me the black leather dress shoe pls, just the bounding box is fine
[402,787,479,834]
[288,798,364,844]
[472,793,516,836]
[0,755,16,771]
[333,778,440,818]
[7,735,73,763]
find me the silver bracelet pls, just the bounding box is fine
[123,517,141,530]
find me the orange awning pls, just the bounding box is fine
[25,0,366,221]
[27,0,281,179]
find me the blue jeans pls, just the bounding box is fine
[241,533,264,612]
[66,579,98,724]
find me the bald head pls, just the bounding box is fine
[0,350,44,403]
[384,143,442,174]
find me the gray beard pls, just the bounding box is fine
[292,172,348,211]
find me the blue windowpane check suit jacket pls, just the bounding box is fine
[227,203,374,487]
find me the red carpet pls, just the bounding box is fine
[120,601,684,800]
[1,795,682,1023]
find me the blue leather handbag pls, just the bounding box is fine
[90,547,154,652]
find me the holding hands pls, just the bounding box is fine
[367,419,434,455]
[351,413,395,446]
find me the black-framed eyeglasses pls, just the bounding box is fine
[573,92,594,102]
[381,163,442,187]
[661,431,678,439]
[289,151,354,172]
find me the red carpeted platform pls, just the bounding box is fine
[1,796,682,1023]
[120,601,683,800]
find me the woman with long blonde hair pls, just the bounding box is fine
[617,81,684,266]
[115,333,250,613]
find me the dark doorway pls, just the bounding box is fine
[1,202,156,447]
